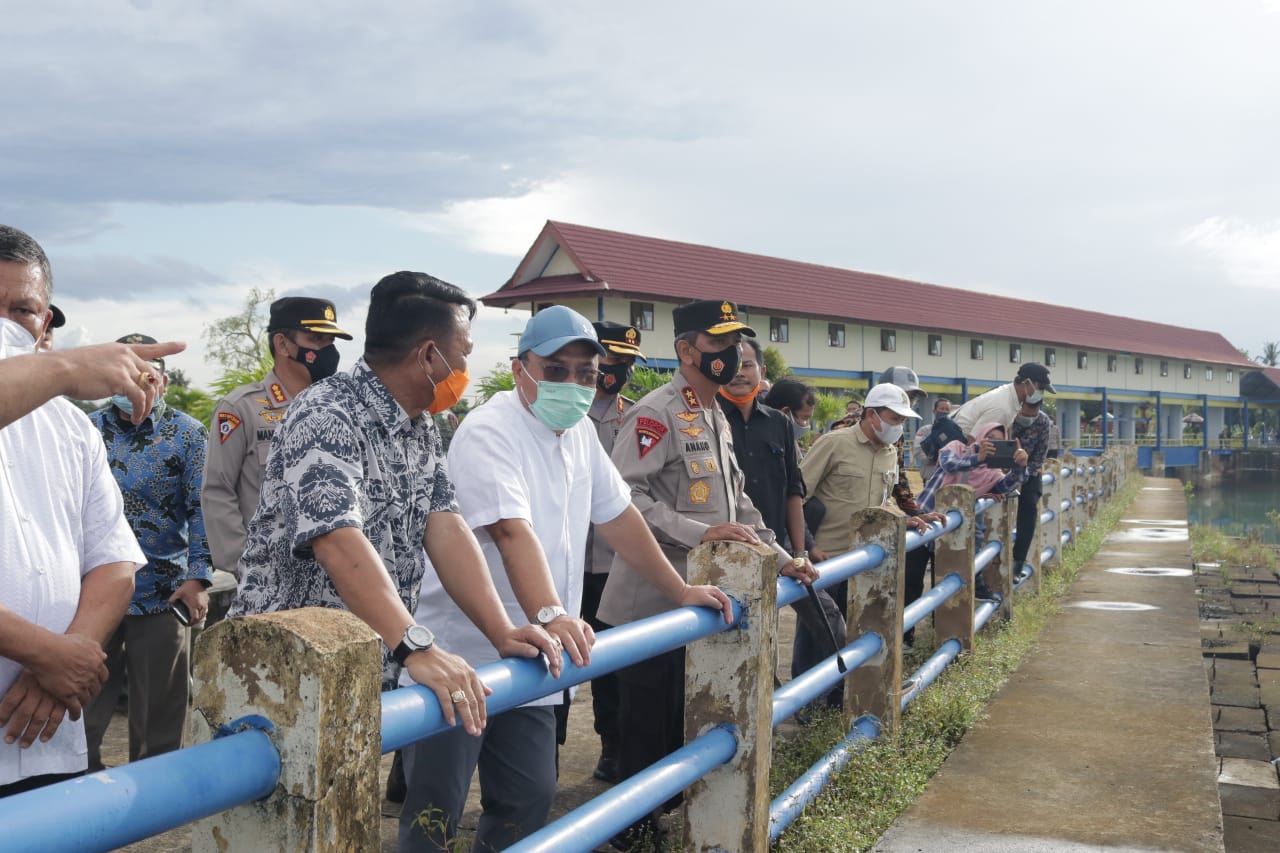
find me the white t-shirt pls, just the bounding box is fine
[401,390,631,705]
[950,382,1020,438]
[0,322,145,784]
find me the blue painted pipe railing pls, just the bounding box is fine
[1014,564,1033,590]
[0,727,280,853]
[1040,545,1055,564]
[777,544,886,608]
[507,725,739,853]
[1040,508,1056,524]
[772,633,883,726]
[768,715,881,841]
[1061,498,1072,513]
[904,509,963,553]
[974,539,1001,572]
[903,573,962,632]
[974,597,1000,631]
[383,599,743,752]
[901,638,963,710]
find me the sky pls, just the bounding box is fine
[4,0,1280,391]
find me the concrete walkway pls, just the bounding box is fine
[875,478,1224,852]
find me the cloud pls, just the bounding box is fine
[1180,217,1280,291]
[52,253,224,301]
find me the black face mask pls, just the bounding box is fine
[294,343,340,383]
[597,361,631,395]
[695,343,740,386]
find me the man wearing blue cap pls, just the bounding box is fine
[399,305,731,852]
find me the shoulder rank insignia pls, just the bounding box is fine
[689,480,711,504]
[616,396,625,414]
[216,411,242,443]
[680,386,701,410]
[636,416,669,458]
[269,382,287,404]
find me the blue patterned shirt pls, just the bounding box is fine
[90,400,212,615]
[1011,411,1052,479]
[230,359,458,684]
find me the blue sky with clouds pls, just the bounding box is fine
[5,0,1280,388]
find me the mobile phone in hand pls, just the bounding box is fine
[171,599,191,626]
[986,440,1017,468]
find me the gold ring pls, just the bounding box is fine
[137,370,154,386]
[791,557,806,569]
[450,689,466,704]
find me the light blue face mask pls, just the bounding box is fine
[521,373,594,431]
[111,394,134,415]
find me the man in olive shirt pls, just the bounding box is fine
[201,297,351,579]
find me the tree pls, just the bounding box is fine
[165,384,215,426]
[626,365,670,399]
[811,392,845,433]
[166,367,191,388]
[1256,341,1280,367]
[204,287,275,375]
[475,362,515,403]
[762,346,791,381]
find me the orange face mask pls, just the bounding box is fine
[423,348,470,415]
[718,385,761,406]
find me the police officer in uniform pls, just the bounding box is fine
[597,299,817,849]
[201,297,351,582]
[577,320,645,783]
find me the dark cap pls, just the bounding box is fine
[592,321,647,361]
[1015,362,1056,393]
[267,297,353,340]
[878,365,924,403]
[116,333,164,371]
[672,299,757,337]
[48,304,66,329]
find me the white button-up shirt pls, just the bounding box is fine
[0,322,144,784]
[403,390,631,705]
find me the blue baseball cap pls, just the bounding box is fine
[518,306,607,358]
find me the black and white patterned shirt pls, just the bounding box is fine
[231,358,458,683]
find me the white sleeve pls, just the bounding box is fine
[446,411,532,530]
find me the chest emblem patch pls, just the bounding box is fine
[216,412,242,443]
[679,425,704,438]
[675,411,700,423]
[689,480,711,504]
[636,416,668,458]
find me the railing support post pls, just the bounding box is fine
[989,498,1015,621]
[682,540,778,853]
[845,508,906,734]
[191,608,382,852]
[933,485,977,654]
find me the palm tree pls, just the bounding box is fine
[1256,341,1280,367]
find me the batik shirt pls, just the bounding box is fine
[89,400,212,614]
[1011,411,1052,480]
[231,358,457,684]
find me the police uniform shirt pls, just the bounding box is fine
[585,392,634,575]
[201,369,294,576]
[596,379,775,626]
[799,425,902,556]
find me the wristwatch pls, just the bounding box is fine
[393,624,435,666]
[535,605,568,626]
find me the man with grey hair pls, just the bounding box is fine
[0,224,145,797]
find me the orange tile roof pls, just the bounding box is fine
[482,221,1252,367]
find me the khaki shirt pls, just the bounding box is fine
[585,393,634,575]
[800,425,903,555]
[597,379,774,626]
[201,369,294,576]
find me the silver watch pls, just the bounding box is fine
[393,624,435,665]
[536,605,568,626]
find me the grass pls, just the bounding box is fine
[1190,524,1277,583]
[769,474,1143,852]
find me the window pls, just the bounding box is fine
[1134,358,1143,375]
[1044,347,1056,367]
[630,301,654,331]
[970,339,984,360]
[1107,355,1118,373]
[880,329,896,352]
[1009,343,1022,363]
[1206,367,1214,381]
[1227,368,1234,383]
[928,334,942,357]
[1183,364,1192,379]
[828,323,845,348]
[1077,351,1088,369]
[769,317,789,343]
[1160,361,1169,377]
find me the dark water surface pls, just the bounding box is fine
[1186,477,1280,544]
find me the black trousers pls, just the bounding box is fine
[903,546,932,643]
[613,647,685,842]
[1013,475,1044,566]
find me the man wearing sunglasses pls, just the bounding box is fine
[400,306,731,852]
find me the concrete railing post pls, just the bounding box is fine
[844,508,906,735]
[987,498,1015,620]
[191,608,382,852]
[933,485,977,653]
[682,540,778,853]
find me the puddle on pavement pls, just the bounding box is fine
[1104,528,1190,544]
[1106,567,1193,577]
[1121,518,1188,526]
[1143,487,1176,491]
[1069,601,1160,611]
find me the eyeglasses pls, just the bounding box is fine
[530,360,600,387]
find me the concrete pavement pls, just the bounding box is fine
[875,478,1224,852]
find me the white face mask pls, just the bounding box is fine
[872,411,904,445]
[1024,381,1044,405]
[0,317,37,360]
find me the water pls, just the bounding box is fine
[1186,478,1280,544]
